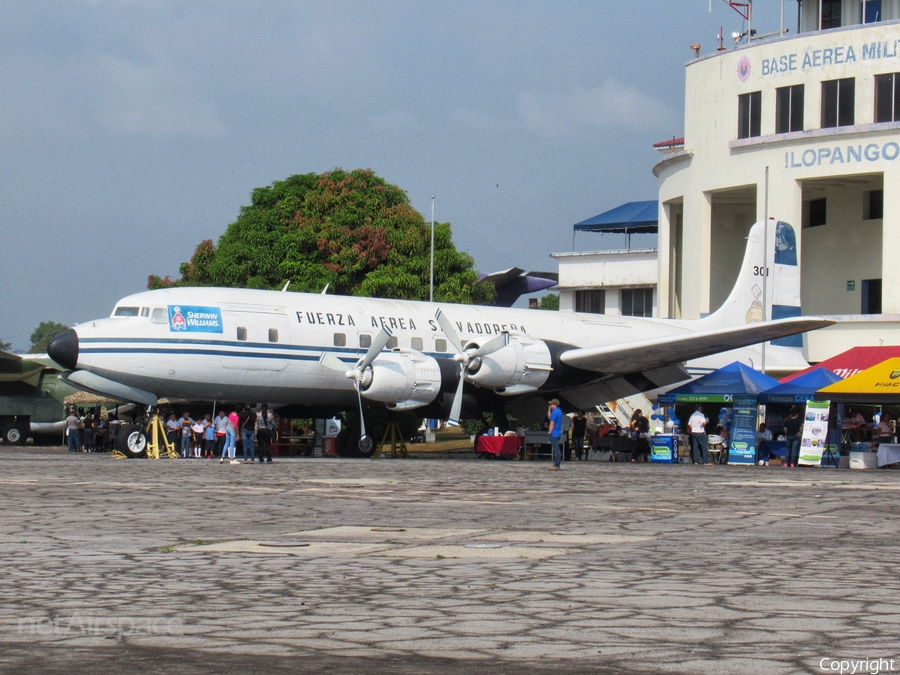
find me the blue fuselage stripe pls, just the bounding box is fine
[78,339,453,361]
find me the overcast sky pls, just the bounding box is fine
[0,1,789,351]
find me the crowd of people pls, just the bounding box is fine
[65,404,279,463]
[64,409,112,452]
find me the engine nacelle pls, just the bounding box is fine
[464,334,551,395]
[359,349,442,410]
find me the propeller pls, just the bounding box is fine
[434,309,509,426]
[319,327,393,446]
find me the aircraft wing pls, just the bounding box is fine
[0,350,59,382]
[560,317,835,374]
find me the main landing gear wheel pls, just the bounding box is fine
[3,423,28,445]
[335,428,376,458]
[116,424,147,458]
[358,435,375,458]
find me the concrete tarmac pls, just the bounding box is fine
[2,450,900,675]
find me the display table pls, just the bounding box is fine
[876,443,900,467]
[475,435,524,458]
[757,440,786,461]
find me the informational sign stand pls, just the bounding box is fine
[728,395,759,465]
[799,400,830,466]
[649,434,678,464]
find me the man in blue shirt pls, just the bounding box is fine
[548,399,564,471]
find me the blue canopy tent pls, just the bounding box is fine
[758,367,843,404]
[658,362,780,465]
[661,361,779,401]
[573,200,658,248]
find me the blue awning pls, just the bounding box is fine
[665,362,780,397]
[574,200,658,234]
[758,367,843,404]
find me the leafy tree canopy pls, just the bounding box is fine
[533,293,559,311]
[0,338,11,351]
[149,169,494,305]
[30,321,69,354]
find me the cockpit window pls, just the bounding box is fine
[140,307,150,317]
[114,306,140,317]
[151,308,168,324]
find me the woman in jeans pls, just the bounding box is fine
[224,410,239,463]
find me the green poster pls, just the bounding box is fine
[799,400,830,466]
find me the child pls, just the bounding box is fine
[204,415,216,459]
[192,419,205,458]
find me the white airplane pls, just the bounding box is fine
[48,219,832,457]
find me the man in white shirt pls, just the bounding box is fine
[688,405,709,465]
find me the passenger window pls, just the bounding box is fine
[237,327,247,341]
[114,306,139,317]
[411,337,424,351]
[435,338,447,352]
[268,328,279,343]
[334,333,346,347]
[140,307,149,317]
[151,308,167,324]
[387,336,398,349]
[359,334,372,348]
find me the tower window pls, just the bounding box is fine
[621,289,653,318]
[822,78,855,128]
[738,91,762,139]
[808,198,827,228]
[575,290,605,314]
[874,73,900,122]
[775,85,804,133]
[822,0,842,28]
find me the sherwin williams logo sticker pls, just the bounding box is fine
[737,56,751,81]
[168,306,223,333]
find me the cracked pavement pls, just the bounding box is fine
[2,451,899,674]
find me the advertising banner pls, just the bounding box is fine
[168,306,223,334]
[799,400,830,466]
[728,395,759,465]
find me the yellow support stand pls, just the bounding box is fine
[374,421,408,459]
[145,414,178,460]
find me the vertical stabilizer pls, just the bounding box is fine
[700,219,801,347]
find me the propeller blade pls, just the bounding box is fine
[447,372,465,427]
[356,382,367,441]
[359,327,392,372]
[467,332,509,358]
[434,309,464,353]
[319,353,347,372]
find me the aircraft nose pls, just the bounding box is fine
[47,328,79,371]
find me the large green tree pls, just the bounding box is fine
[149,169,493,304]
[29,321,69,354]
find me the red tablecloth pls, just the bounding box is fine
[476,435,524,457]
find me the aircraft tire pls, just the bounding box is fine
[357,435,375,459]
[3,423,28,445]
[116,424,147,458]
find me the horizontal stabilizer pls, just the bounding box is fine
[560,317,834,374]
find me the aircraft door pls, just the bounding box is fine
[220,310,290,372]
